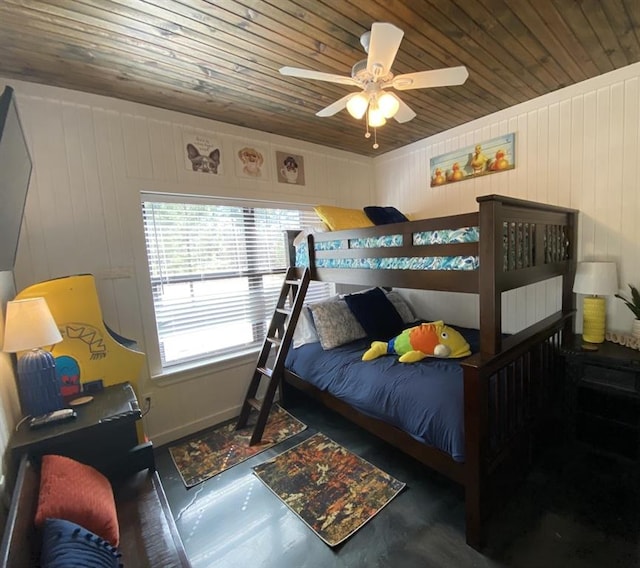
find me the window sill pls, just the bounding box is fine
[151,348,259,386]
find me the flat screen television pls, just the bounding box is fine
[0,85,32,272]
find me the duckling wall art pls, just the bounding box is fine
[430,133,515,187]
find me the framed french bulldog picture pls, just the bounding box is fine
[234,143,270,180]
[183,132,222,175]
[275,151,305,186]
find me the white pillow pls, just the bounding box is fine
[292,224,329,247]
[292,306,319,348]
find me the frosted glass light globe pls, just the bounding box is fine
[346,93,369,119]
[378,92,400,119]
[367,106,387,127]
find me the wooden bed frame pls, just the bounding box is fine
[282,194,578,549]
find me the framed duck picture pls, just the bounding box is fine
[430,133,515,187]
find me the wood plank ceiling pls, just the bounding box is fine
[0,1,638,156]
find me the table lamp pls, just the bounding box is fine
[572,262,618,345]
[2,297,64,417]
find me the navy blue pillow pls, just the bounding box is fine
[344,287,404,341]
[41,518,121,568]
[364,206,409,225]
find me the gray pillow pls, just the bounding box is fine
[309,299,366,350]
[385,290,415,324]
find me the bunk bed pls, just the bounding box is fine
[281,194,578,549]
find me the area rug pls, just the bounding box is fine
[169,405,307,487]
[252,432,406,546]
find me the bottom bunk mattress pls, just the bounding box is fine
[285,327,481,463]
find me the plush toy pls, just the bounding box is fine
[362,321,471,363]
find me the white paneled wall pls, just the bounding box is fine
[375,63,640,335]
[3,62,640,445]
[4,79,374,444]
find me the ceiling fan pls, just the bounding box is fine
[280,22,468,148]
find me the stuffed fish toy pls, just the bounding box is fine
[362,321,471,363]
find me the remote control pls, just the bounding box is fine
[29,408,77,429]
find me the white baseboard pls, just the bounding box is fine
[147,404,243,447]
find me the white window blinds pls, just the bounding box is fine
[141,197,331,369]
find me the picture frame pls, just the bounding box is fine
[430,133,515,187]
[234,143,270,180]
[183,132,222,175]
[275,151,306,186]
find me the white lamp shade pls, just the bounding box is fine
[2,297,63,353]
[573,262,618,296]
[377,92,400,119]
[367,106,387,127]
[346,93,369,119]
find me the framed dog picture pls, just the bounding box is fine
[275,151,305,186]
[183,132,222,175]
[234,143,270,180]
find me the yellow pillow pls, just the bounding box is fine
[313,205,374,231]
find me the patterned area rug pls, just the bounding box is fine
[169,405,307,487]
[253,432,406,546]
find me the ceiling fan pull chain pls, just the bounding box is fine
[364,119,371,139]
[373,128,379,150]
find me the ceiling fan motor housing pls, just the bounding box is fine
[351,59,368,80]
[351,59,392,86]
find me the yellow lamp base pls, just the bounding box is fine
[582,296,606,344]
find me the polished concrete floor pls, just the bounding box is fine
[155,396,640,568]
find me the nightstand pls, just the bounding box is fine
[562,336,640,462]
[9,382,154,480]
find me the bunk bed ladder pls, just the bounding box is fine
[235,267,310,445]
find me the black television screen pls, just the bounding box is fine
[0,85,32,271]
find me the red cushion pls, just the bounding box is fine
[34,455,119,546]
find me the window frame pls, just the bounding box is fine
[138,192,329,379]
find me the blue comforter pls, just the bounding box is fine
[285,328,481,463]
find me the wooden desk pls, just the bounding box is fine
[9,382,154,480]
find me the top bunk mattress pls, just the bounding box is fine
[285,327,481,463]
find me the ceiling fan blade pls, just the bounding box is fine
[279,66,357,86]
[366,23,404,77]
[392,95,416,123]
[315,93,354,117]
[393,66,469,90]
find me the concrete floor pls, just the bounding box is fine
[155,396,640,568]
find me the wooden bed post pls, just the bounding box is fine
[478,197,502,356]
[285,230,299,268]
[461,360,488,548]
[562,213,578,341]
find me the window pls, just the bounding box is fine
[141,196,332,371]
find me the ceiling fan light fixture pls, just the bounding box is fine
[346,93,369,119]
[378,92,400,119]
[280,23,469,149]
[367,105,387,128]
